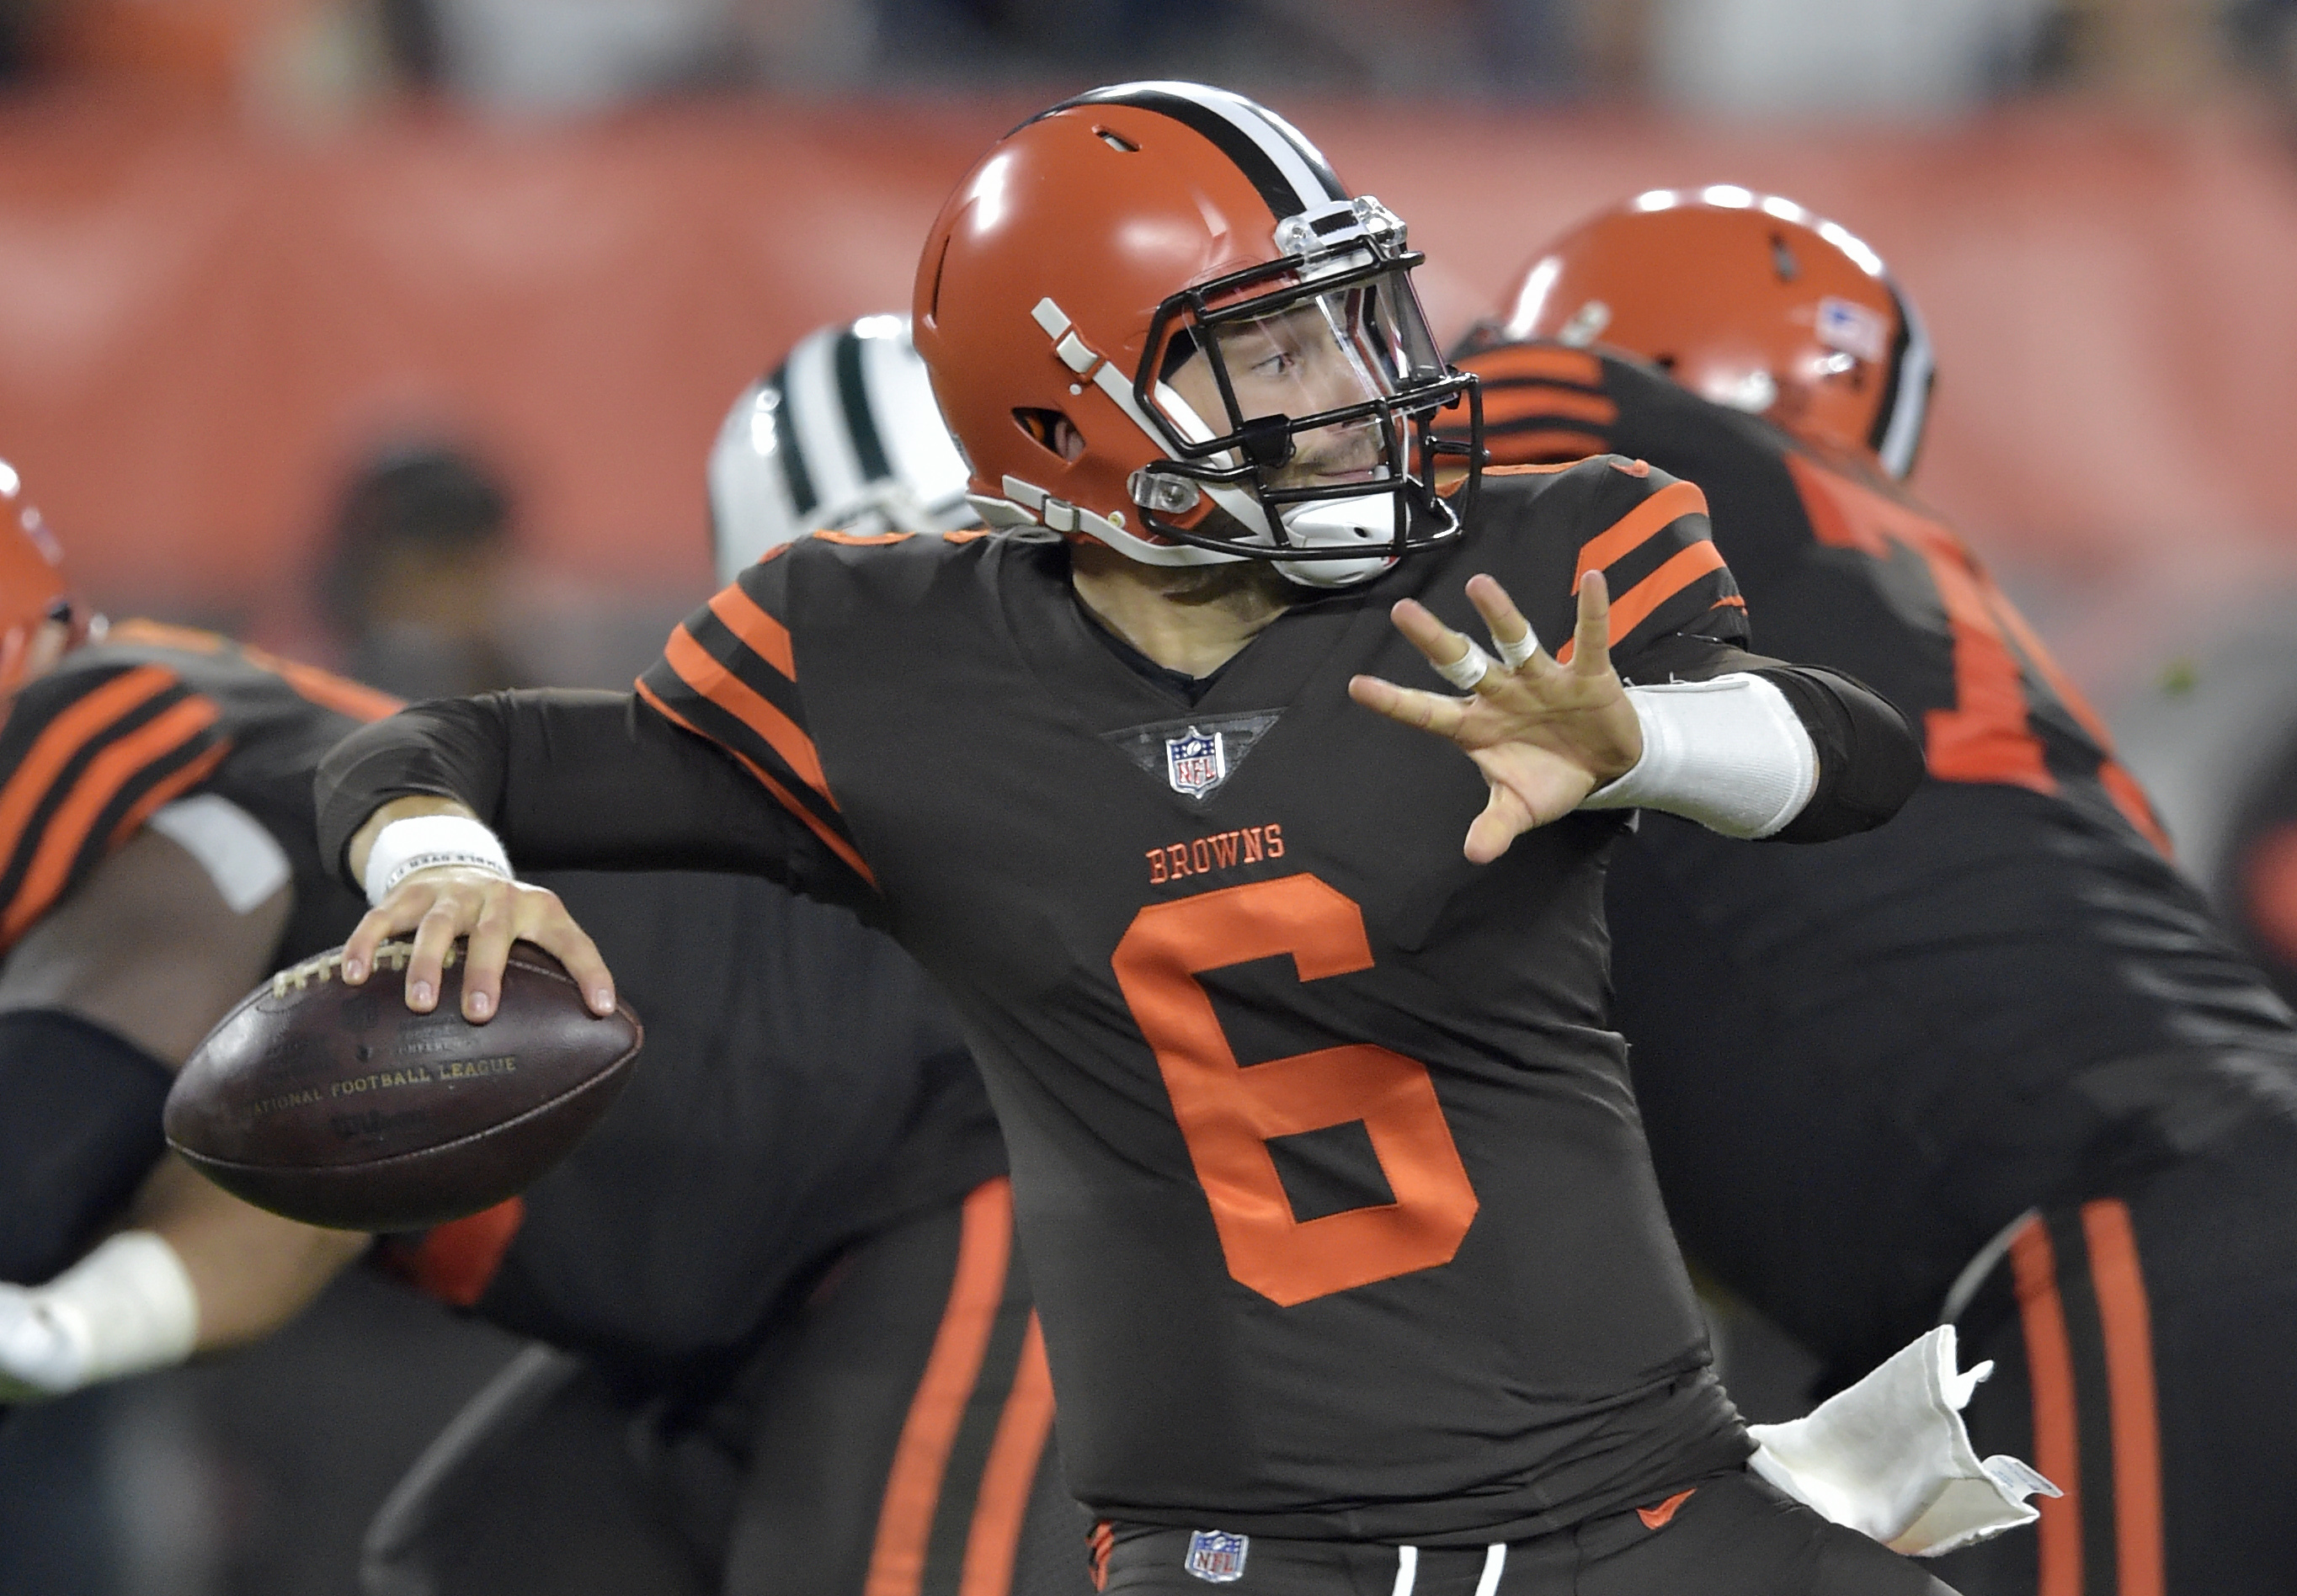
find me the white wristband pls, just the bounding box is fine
[0,1232,200,1397]
[1580,673,1820,839]
[362,814,514,907]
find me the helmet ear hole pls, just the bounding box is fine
[1770,233,1799,281]
[922,237,951,330]
[1013,407,1085,463]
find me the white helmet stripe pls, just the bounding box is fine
[859,322,972,518]
[1063,82,1346,219]
[1876,286,1934,480]
[783,328,868,514]
[708,379,804,585]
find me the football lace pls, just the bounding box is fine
[270,939,459,998]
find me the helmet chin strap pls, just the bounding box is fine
[1271,492,1401,588]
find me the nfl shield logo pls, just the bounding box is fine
[1166,727,1228,798]
[1185,1530,1249,1584]
[1815,295,1889,364]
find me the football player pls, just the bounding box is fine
[708,313,976,583]
[0,455,384,1356]
[319,84,1957,1596]
[0,387,1075,1596]
[1451,190,2297,1595]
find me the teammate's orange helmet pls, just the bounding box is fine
[0,460,75,694]
[1496,189,1933,479]
[913,82,1480,587]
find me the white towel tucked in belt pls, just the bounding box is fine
[1747,1325,2060,1557]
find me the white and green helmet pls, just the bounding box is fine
[708,315,975,587]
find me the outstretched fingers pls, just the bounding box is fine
[1463,574,1544,674]
[1348,671,1468,737]
[1385,598,1498,691]
[1570,569,1614,676]
[1464,781,1535,864]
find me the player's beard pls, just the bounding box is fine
[1148,507,1303,614]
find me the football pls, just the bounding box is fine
[163,940,644,1232]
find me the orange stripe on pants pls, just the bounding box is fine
[864,1179,1014,1596]
[958,1313,1056,1596]
[2082,1199,2165,1596]
[2012,1217,2084,1596]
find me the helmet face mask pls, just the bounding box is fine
[1128,204,1481,583]
[914,84,1484,590]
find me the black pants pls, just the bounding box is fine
[1100,1472,1955,1596]
[362,1178,1090,1596]
[1936,1109,2297,1595]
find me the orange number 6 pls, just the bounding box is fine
[1111,874,1479,1306]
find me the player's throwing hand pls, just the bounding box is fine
[340,798,616,1021]
[1349,570,1644,863]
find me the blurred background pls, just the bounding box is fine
[4,0,2297,1590]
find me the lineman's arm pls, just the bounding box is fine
[1,822,365,1399]
[317,688,816,1024]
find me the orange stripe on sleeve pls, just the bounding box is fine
[1481,428,1608,466]
[2097,762,2173,858]
[110,623,402,722]
[274,660,401,725]
[2011,1217,2084,1596]
[108,739,230,849]
[958,1312,1057,1596]
[1557,540,1727,665]
[2081,1199,2165,1596]
[661,625,838,811]
[1479,385,1618,428]
[634,678,877,888]
[3,694,221,943]
[866,1179,1015,1596]
[1468,345,1604,386]
[1572,480,1710,589]
[241,644,404,724]
[104,620,227,655]
[0,664,178,874]
[707,584,797,681]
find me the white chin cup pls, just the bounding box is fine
[1273,493,1400,588]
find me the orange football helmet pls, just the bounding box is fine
[1496,189,1933,479]
[0,459,77,694]
[913,82,1480,587]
